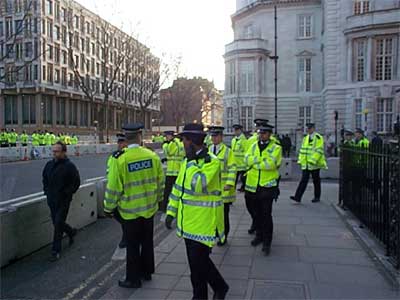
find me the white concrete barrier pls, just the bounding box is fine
[321,157,339,179]
[0,147,21,162]
[280,158,293,179]
[0,183,97,267]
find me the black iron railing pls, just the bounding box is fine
[339,144,400,269]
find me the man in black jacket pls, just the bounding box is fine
[42,141,81,261]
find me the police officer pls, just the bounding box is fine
[106,133,128,249]
[32,131,40,146]
[8,129,18,147]
[343,130,355,146]
[231,124,247,192]
[291,123,327,203]
[0,128,9,147]
[354,128,369,148]
[20,130,29,146]
[209,126,236,246]
[104,123,164,289]
[244,122,282,256]
[166,123,229,300]
[161,131,184,213]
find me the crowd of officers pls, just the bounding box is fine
[0,129,78,147]
[103,119,374,299]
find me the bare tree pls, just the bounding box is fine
[67,7,130,142]
[0,0,45,84]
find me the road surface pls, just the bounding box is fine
[0,154,110,201]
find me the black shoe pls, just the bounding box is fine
[262,245,271,256]
[118,240,127,249]
[49,252,60,262]
[69,228,77,246]
[251,237,263,247]
[311,198,320,203]
[213,285,229,300]
[141,274,152,281]
[248,223,256,235]
[118,279,142,289]
[290,196,301,203]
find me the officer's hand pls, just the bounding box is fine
[224,185,233,191]
[104,211,114,218]
[165,215,174,229]
[161,158,167,163]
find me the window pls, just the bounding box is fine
[226,107,233,133]
[46,0,53,15]
[56,97,66,125]
[42,96,53,125]
[47,44,53,60]
[377,98,393,133]
[240,106,253,131]
[354,0,369,15]
[74,15,79,28]
[54,44,60,63]
[16,41,23,60]
[61,67,67,86]
[55,25,60,40]
[4,96,18,125]
[353,39,366,81]
[354,99,363,129]
[299,106,312,131]
[33,65,38,80]
[298,57,312,92]
[54,69,60,83]
[22,95,36,125]
[15,20,23,35]
[5,17,13,38]
[25,42,33,58]
[227,61,236,95]
[55,1,60,20]
[61,50,67,64]
[239,60,254,93]
[243,24,254,39]
[69,100,78,126]
[0,22,4,37]
[80,102,89,126]
[47,64,53,82]
[47,20,53,39]
[298,15,312,38]
[375,37,394,81]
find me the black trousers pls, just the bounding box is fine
[124,217,155,282]
[114,210,127,244]
[47,199,74,253]
[161,176,177,212]
[244,191,256,229]
[224,203,230,239]
[294,169,321,201]
[246,187,276,246]
[185,239,228,300]
[235,171,246,189]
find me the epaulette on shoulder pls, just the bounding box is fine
[112,149,125,159]
[316,133,322,139]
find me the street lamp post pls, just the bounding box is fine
[363,108,369,136]
[334,111,338,157]
[269,4,279,134]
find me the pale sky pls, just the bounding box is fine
[76,0,236,90]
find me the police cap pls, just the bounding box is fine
[163,131,175,136]
[306,123,315,129]
[232,124,243,130]
[355,128,364,135]
[258,124,274,133]
[122,123,144,133]
[254,119,269,127]
[208,126,225,136]
[180,123,206,137]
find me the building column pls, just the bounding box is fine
[65,98,70,129]
[366,36,373,81]
[36,94,43,128]
[17,94,23,130]
[347,38,353,82]
[77,99,81,128]
[52,95,57,129]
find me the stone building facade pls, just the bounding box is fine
[224,0,400,138]
[0,0,160,135]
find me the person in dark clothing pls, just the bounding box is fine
[371,131,383,150]
[42,141,81,262]
[285,135,292,157]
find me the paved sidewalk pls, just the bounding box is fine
[101,182,399,299]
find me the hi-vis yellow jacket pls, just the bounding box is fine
[163,138,185,176]
[298,133,327,170]
[244,140,282,193]
[167,151,225,247]
[209,143,237,203]
[231,133,248,172]
[104,146,165,220]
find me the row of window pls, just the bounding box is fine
[225,97,395,134]
[354,36,396,82]
[4,95,87,126]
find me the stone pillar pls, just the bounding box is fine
[52,95,57,129]
[65,97,70,128]
[347,38,353,82]
[36,93,43,128]
[77,99,81,127]
[17,94,23,129]
[366,37,373,81]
